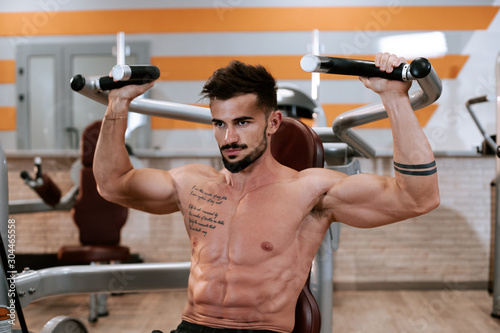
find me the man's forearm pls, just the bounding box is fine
[93,98,134,199]
[383,92,440,212]
[384,93,434,165]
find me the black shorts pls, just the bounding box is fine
[169,320,280,333]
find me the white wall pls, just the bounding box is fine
[0,1,499,152]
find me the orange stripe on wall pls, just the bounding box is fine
[322,103,438,128]
[0,55,470,84]
[0,6,497,36]
[152,56,308,81]
[426,55,468,80]
[0,60,16,84]
[152,115,312,130]
[152,55,468,81]
[0,107,16,131]
[151,116,212,130]
[151,104,211,129]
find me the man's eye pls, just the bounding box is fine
[238,120,248,126]
[214,122,224,127]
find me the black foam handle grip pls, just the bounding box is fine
[98,76,157,91]
[409,58,432,79]
[112,65,161,81]
[20,170,33,182]
[301,55,432,81]
[69,64,160,92]
[467,95,489,105]
[70,74,86,92]
[70,74,155,92]
[301,55,406,81]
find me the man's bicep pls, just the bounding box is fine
[113,167,180,214]
[323,173,405,228]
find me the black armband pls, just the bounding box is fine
[394,161,437,176]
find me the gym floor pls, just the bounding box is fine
[13,289,500,333]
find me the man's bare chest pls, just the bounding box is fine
[181,183,311,255]
[182,185,309,233]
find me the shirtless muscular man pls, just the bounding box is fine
[93,53,440,333]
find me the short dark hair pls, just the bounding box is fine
[201,60,278,116]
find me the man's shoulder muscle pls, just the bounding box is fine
[297,167,345,191]
[171,163,220,181]
[296,167,346,220]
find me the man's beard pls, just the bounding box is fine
[220,131,268,174]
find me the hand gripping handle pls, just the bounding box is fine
[325,56,442,157]
[300,54,432,81]
[70,65,160,92]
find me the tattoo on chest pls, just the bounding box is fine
[188,186,227,237]
[190,185,227,205]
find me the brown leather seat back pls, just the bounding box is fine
[271,117,324,171]
[72,121,128,246]
[293,274,321,333]
[270,117,323,333]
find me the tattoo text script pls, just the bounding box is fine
[188,186,227,236]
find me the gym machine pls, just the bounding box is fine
[494,53,500,319]
[1,34,442,333]
[463,53,500,319]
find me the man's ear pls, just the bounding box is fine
[267,110,282,135]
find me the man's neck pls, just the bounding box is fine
[222,153,282,194]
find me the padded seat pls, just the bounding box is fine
[270,117,323,333]
[58,245,130,263]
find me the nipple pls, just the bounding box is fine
[261,241,274,252]
[191,238,198,255]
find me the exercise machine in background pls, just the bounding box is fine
[464,53,500,318]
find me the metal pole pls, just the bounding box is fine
[311,231,333,333]
[0,141,12,331]
[493,53,500,318]
[14,262,190,308]
[310,29,320,102]
[116,32,125,66]
[493,178,500,317]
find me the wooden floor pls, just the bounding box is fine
[13,290,500,333]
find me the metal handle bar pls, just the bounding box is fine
[465,95,496,153]
[330,58,442,158]
[70,75,212,124]
[71,57,442,158]
[14,262,190,308]
[301,55,432,82]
